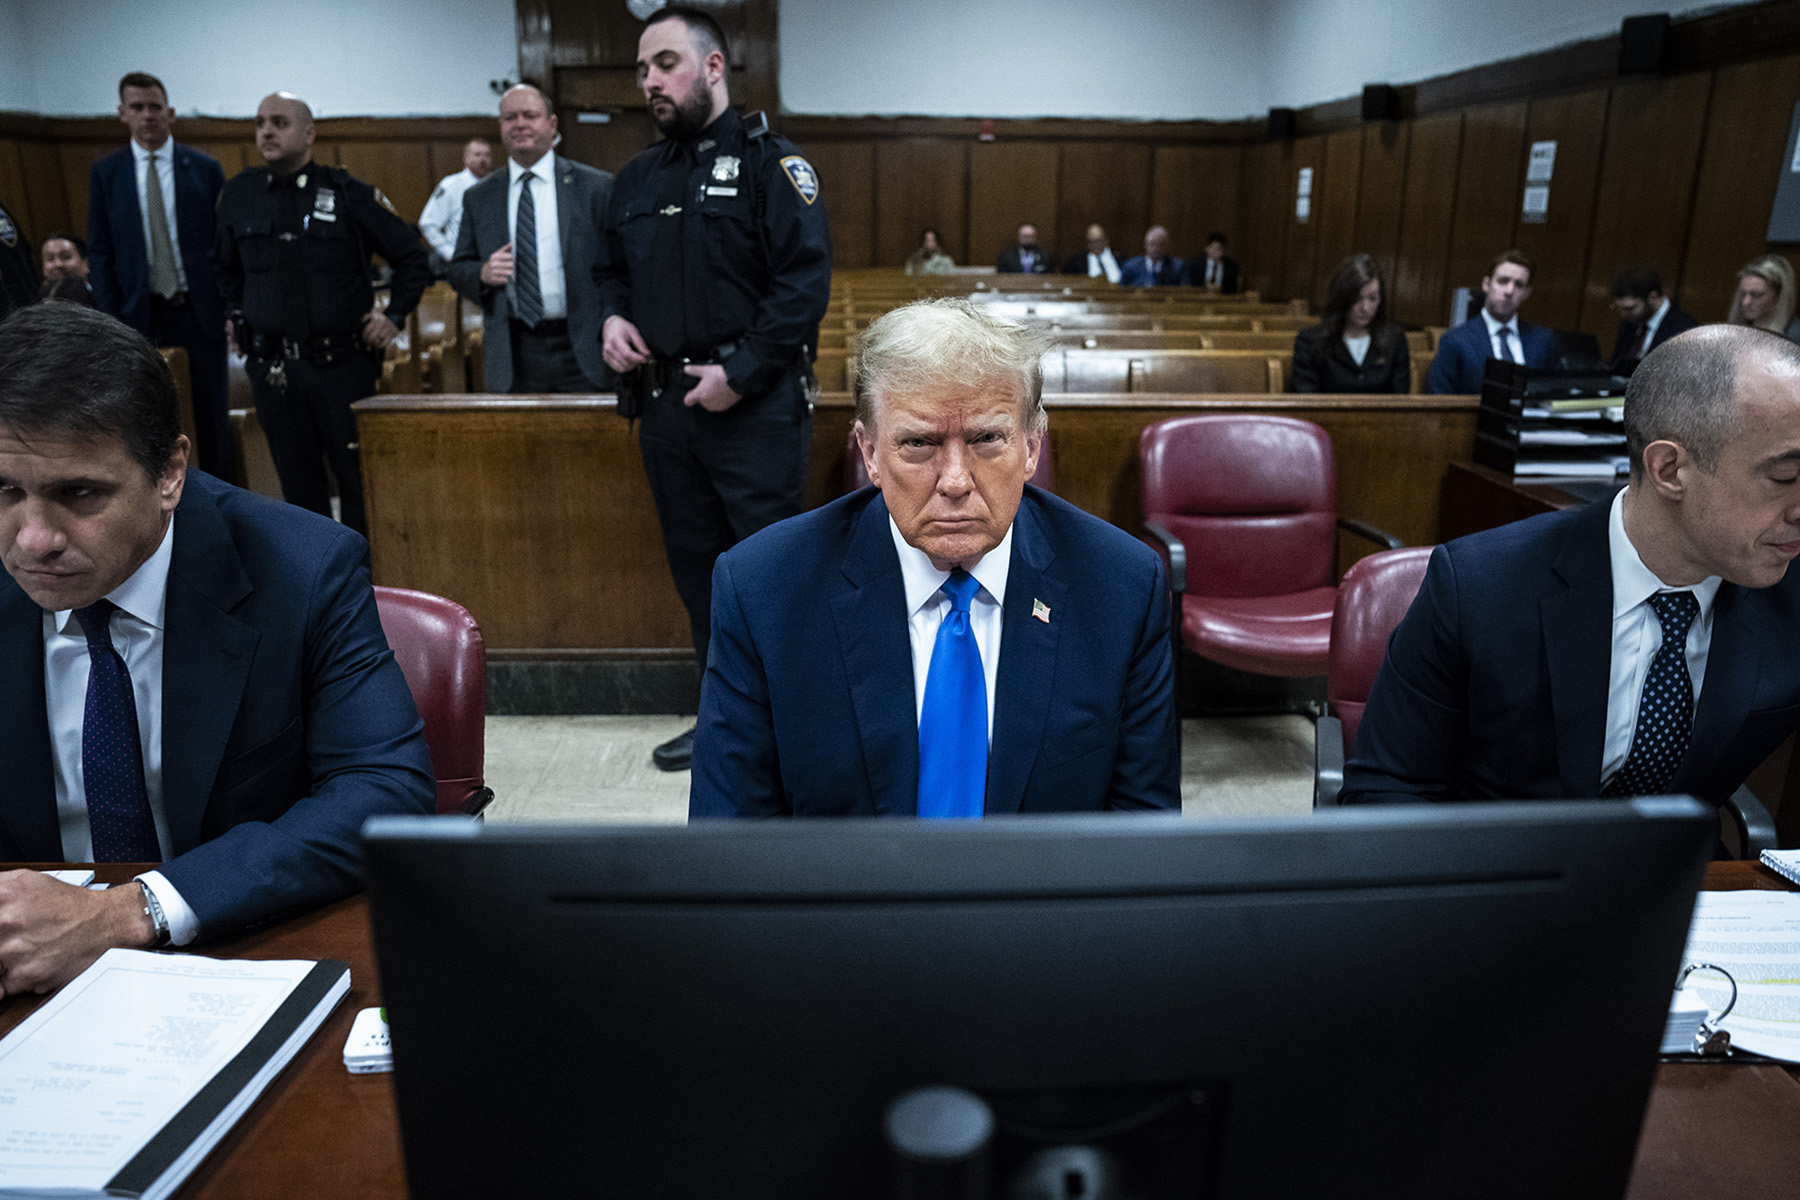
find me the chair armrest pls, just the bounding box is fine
[463,785,497,819]
[1314,714,1344,808]
[1142,521,1187,597]
[1724,785,1777,859]
[1336,517,1405,551]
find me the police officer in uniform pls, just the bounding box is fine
[0,200,38,319]
[600,6,831,771]
[214,92,430,536]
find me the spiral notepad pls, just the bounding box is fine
[1761,848,1800,885]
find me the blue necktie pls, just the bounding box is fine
[76,600,161,862]
[513,172,543,329]
[917,571,987,819]
[1603,591,1700,798]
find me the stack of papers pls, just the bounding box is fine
[1662,985,1716,1054]
[1668,891,1800,1061]
[0,949,348,1198]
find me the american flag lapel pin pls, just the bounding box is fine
[1032,599,1051,623]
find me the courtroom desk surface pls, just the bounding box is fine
[354,392,1479,656]
[0,859,1791,1198]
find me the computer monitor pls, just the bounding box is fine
[364,799,1712,1199]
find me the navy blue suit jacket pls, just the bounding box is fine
[0,472,435,936]
[690,487,1180,816]
[87,143,226,336]
[1119,255,1185,287]
[1342,499,1800,807]
[1424,314,1557,393]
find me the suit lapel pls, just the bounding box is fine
[830,496,918,814]
[553,155,573,261]
[1680,585,1757,794]
[1542,505,1614,797]
[0,584,59,858]
[986,496,1064,815]
[160,481,259,854]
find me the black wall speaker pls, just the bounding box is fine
[1268,108,1296,140]
[1361,84,1401,122]
[1619,14,1670,74]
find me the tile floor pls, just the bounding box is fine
[482,714,1316,823]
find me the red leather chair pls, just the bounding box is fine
[1140,414,1401,686]
[844,429,1055,493]
[1306,548,1780,854]
[374,586,494,816]
[1312,546,1432,807]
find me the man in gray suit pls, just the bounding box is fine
[448,84,612,393]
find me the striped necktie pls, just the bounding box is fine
[513,171,543,328]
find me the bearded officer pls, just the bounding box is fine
[598,5,831,771]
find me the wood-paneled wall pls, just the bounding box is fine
[789,118,1245,272]
[1238,50,1800,336]
[0,113,498,255]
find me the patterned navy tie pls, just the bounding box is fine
[1603,591,1700,798]
[76,600,161,861]
[917,571,986,819]
[513,172,544,329]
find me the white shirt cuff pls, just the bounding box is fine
[135,870,201,947]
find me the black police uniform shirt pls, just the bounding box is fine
[214,161,431,342]
[0,202,38,320]
[597,107,831,401]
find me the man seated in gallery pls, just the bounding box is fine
[0,304,435,995]
[690,298,1180,817]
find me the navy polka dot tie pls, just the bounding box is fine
[76,600,161,862]
[1603,591,1700,798]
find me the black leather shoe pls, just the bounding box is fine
[652,726,695,772]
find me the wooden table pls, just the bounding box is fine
[2,862,1793,1198]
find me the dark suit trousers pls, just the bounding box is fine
[639,373,811,675]
[510,320,592,393]
[147,295,233,480]
[247,352,379,536]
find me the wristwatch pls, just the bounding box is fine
[136,881,171,948]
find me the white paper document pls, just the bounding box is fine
[0,949,347,1197]
[1673,891,1800,1062]
[1518,429,1627,447]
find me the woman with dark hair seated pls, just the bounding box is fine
[904,227,955,275]
[1289,253,1410,393]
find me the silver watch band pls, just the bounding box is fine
[137,881,171,948]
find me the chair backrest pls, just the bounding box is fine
[374,586,489,815]
[1139,414,1337,597]
[843,428,1053,492]
[1327,546,1434,750]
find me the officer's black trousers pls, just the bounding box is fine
[247,351,379,535]
[638,374,812,676]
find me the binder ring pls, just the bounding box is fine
[1677,961,1739,1025]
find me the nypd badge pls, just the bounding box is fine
[0,204,14,248]
[780,156,819,205]
[712,155,740,183]
[312,188,338,223]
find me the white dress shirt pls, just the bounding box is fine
[1343,333,1371,366]
[1602,489,1722,786]
[130,139,190,293]
[891,518,1013,745]
[43,517,199,945]
[1481,309,1523,363]
[418,167,482,261]
[1642,297,1672,348]
[1200,256,1223,287]
[506,156,567,320]
[1086,249,1121,283]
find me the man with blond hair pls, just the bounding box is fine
[691,298,1179,817]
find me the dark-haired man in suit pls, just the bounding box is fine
[1188,231,1239,293]
[1346,325,1800,810]
[0,303,433,995]
[1425,250,1557,393]
[1610,266,1698,376]
[691,298,1179,818]
[87,72,231,478]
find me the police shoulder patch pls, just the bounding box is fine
[780,156,819,205]
[374,187,398,215]
[0,204,14,248]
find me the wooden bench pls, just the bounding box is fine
[1045,349,1289,394]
